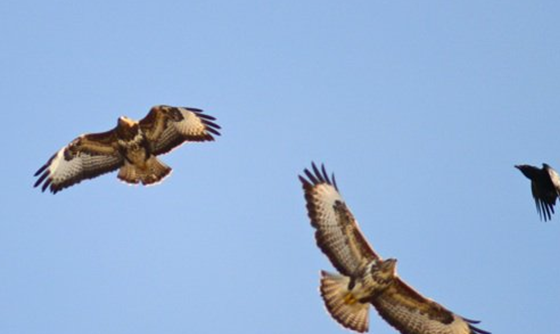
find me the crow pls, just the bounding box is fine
[515,163,560,221]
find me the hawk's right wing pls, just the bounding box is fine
[34,129,124,194]
[299,163,380,277]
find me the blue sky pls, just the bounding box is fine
[1,1,559,333]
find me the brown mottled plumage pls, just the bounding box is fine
[299,163,489,334]
[34,105,221,193]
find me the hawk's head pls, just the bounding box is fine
[380,258,397,275]
[370,258,397,286]
[116,116,140,140]
[118,116,137,128]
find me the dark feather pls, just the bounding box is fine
[516,163,560,221]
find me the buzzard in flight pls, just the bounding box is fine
[299,163,489,334]
[515,163,560,221]
[34,105,221,194]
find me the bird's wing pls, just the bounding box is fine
[531,181,554,221]
[371,278,490,334]
[299,163,380,276]
[139,105,221,155]
[546,166,560,195]
[34,129,123,194]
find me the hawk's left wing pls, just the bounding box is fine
[299,163,380,277]
[372,278,490,334]
[139,105,221,156]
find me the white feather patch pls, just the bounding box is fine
[312,183,346,227]
[49,148,84,184]
[174,107,208,135]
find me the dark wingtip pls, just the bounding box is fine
[205,126,221,136]
[463,318,491,334]
[34,172,48,188]
[196,111,221,137]
[320,164,330,183]
[304,167,319,185]
[196,112,216,121]
[470,326,491,334]
[311,163,324,183]
[41,178,52,192]
[300,162,337,188]
[34,164,48,177]
[540,201,554,222]
[332,173,339,190]
[298,174,310,187]
[202,120,221,130]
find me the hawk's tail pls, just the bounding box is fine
[118,156,171,186]
[320,271,370,333]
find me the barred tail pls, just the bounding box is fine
[118,157,171,186]
[320,271,370,333]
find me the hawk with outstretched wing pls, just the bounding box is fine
[34,105,221,193]
[515,163,560,221]
[299,163,489,334]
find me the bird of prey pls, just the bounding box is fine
[515,163,560,221]
[34,105,221,194]
[299,163,489,334]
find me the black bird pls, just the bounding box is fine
[515,163,560,221]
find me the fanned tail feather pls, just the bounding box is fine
[118,157,171,185]
[320,271,370,333]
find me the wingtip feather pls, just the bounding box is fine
[304,168,319,184]
[202,119,221,130]
[312,163,324,183]
[465,318,491,334]
[41,178,52,192]
[300,162,337,189]
[205,127,221,137]
[196,112,216,120]
[34,164,48,177]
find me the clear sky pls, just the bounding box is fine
[1,1,559,333]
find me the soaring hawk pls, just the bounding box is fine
[515,163,560,221]
[299,163,489,334]
[34,105,221,194]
